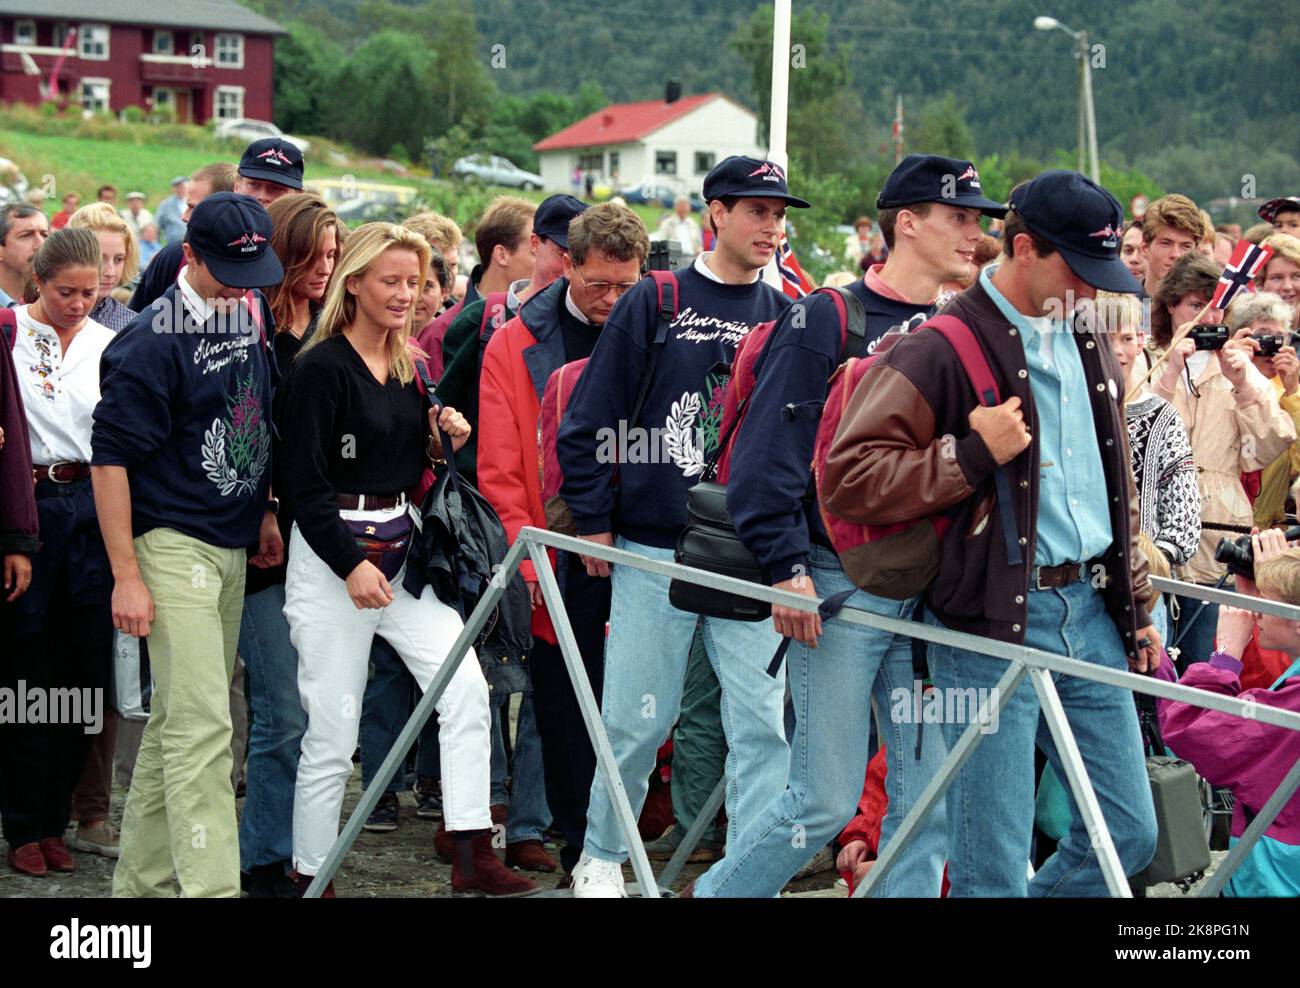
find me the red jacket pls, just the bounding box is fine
[477,279,574,644]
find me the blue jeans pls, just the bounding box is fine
[584,537,789,862]
[695,549,947,897]
[1172,592,1218,671]
[490,691,551,843]
[926,581,1157,896]
[237,583,307,871]
[360,638,440,795]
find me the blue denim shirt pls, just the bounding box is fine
[980,265,1112,566]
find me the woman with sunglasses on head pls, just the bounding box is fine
[0,229,116,877]
[277,222,535,896]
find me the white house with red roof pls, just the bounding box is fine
[533,90,762,196]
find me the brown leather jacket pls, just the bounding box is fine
[823,280,1154,663]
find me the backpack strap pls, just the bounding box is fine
[413,352,463,491]
[820,287,868,360]
[927,314,1023,567]
[766,587,857,676]
[628,271,679,429]
[0,306,15,349]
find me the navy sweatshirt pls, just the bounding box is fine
[92,284,274,549]
[557,262,790,548]
[728,277,935,584]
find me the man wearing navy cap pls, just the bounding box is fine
[690,153,1005,898]
[824,170,1161,896]
[1260,196,1300,237]
[233,137,305,207]
[558,156,809,896]
[92,192,284,897]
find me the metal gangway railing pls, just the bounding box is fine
[305,530,1300,898]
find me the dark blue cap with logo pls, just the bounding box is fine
[1008,170,1141,293]
[1259,196,1300,223]
[876,154,1007,216]
[185,192,283,288]
[533,194,589,248]
[702,156,811,208]
[238,137,305,190]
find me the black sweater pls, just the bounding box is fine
[276,334,428,579]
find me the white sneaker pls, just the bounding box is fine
[571,852,627,898]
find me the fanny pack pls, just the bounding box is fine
[345,511,414,582]
[670,478,770,621]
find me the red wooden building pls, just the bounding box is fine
[0,0,285,124]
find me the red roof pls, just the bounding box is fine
[533,93,735,151]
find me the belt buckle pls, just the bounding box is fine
[1034,566,1049,591]
[46,460,77,484]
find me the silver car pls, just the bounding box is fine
[214,118,311,154]
[453,154,543,190]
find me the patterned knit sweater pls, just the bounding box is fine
[1127,393,1200,565]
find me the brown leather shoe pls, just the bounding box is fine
[7,842,47,877]
[505,839,558,873]
[433,821,454,863]
[490,803,508,826]
[38,838,75,872]
[452,835,539,896]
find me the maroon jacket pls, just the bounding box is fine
[0,318,37,556]
[822,280,1153,661]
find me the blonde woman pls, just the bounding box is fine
[1099,291,1200,642]
[67,203,139,331]
[276,223,535,897]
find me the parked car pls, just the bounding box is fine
[214,118,311,154]
[452,154,543,190]
[619,182,705,212]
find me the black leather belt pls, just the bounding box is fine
[336,493,405,511]
[34,461,91,484]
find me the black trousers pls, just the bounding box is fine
[528,551,610,873]
[0,479,113,848]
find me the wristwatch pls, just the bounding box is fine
[266,496,281,516]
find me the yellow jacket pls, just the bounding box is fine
[1252,376,1300,529]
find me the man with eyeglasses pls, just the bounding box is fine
[555,156,811,897]
[477,202,649,886]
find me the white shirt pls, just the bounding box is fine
[656,214,702,257]
[12,305,115,464]
[694,251,760,285]
[176,264,216,324]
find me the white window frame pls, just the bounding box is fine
[78,23,109,60]
[214,33,244,69]
[13,19,36,46]
[214,85,244,121]
[81,77,111,113]
[153,29,174,55]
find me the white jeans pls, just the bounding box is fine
[283,509,492,874]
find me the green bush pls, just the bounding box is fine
[121,105,146,124]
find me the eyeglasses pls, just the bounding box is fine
[573,267,639,298]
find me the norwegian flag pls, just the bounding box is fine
[1210,240,1274,311]
[775,231,814,299]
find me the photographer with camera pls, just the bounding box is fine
[1224,292,1300,530]
[1156,527,1300,896]
[1152,253,1297,668]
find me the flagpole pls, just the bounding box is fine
[768,0,791,169]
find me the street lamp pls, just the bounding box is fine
[1035,15,1100,185]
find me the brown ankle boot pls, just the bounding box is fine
[452,835,539,896]
[505,839,558,873]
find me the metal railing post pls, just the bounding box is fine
[658,775,726,889]
[525,538,662,897]
[305,538,529,898]
[1030,667,1131,897]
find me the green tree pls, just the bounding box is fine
[272,22,341,136]
[909,95,976,161]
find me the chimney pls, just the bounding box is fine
[665,80,682,104]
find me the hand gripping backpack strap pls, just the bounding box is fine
[928,314,1023,567]
[765,587,857,676]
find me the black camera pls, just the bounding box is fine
[1255,331,1300,357]
[1213,524,1300,580]
[646,240,685,272]
[1191,325,1229,351]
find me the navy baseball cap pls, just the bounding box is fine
[238,138,304,190]
[876,154,1007,216]
[702,156,811,208]
[1259,196,1300,223]
[533,194,588,249]
[1008,170,1141,293]
[186,192,283,288]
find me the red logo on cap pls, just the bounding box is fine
[257,148,293,167]
[1089,224,1120,241]
[958,165,978,182]
[748,161,786,183]
[228,232,268,252]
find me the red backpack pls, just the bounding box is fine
[711,286,865,483]
[538,270,679,534]
[813,313,1021,600]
